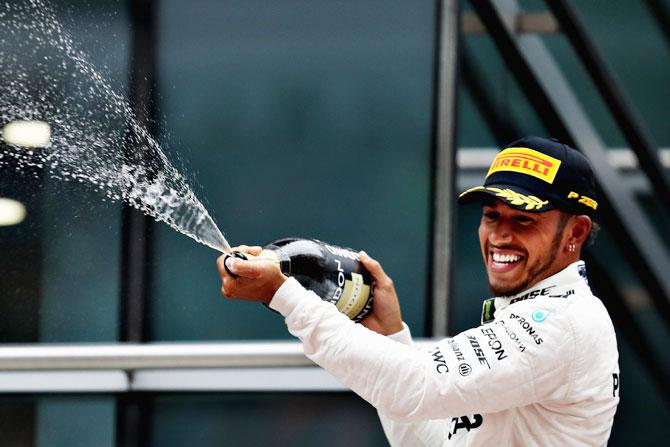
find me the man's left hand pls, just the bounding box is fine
[358,251,404,336]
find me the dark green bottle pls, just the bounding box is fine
[227,238,374,322]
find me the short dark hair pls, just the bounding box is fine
[585,221,600,247]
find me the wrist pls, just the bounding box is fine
[266,273,288,304]
[382,322,404,336]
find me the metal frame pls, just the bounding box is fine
[547,0,670,209]
[430,0,460,337]
[643,0,670,48]
[469,0,670,325]
[0,157,43,344]
[0,340,438,393]
[119,0,159,445]
[0,342,311,370]
[0,369,345,393]
[0,371,129,393]
[120,0,158,346]
[461,11,558,34]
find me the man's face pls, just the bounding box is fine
[478,199,570,296]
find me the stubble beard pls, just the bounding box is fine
[488,229,564,297]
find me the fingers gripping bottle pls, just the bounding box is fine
[226,238,374,322]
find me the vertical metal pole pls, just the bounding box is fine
[119,0,157,345]
[117,0,158,446]
[0,154,42,446]
[0,165,42,343]
[430,0,460,337]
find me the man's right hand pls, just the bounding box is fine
[216,245,287,305]
[358,252,404,336]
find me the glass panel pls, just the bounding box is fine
[154,0,436,340]
[567,0,669,146]
[149,393,388,447]
[0,0,129,343]
[463,0,670,147]
[458,35,548,146]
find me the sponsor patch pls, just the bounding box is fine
[532,310,548,323]
[496,320,527,353]
[486,147,561,184]
[509,313,544,344]
[567,191,598,210]
[448,339,465,362]
[430,347,449,374]
[511,286,554,304]
[481,298,496,324]
[458,363,472,376]
[448,415,483,440]
[547,289,574,299]
[480,327,508,361]
[466,335,491,369]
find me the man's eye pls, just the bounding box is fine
[484,211,499,220]
[514,215,534,224]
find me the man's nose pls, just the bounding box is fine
[489,220,513,245]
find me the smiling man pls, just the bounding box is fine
[217,136,620,446]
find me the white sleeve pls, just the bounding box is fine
[385,322,413,345]
[378,324,450,447]
[269,277,576,422]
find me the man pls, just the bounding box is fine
[217,136,620,446]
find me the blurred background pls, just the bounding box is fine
[0,0,668,446]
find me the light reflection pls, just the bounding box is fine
[1,120,51,148]
[0,198,27,226]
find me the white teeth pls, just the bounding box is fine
[492,253,520,263]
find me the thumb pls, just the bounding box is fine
[226,257,261,279]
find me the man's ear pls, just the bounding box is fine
[570,215,592,247]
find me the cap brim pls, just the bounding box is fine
[458,184,555,213]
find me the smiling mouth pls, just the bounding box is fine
[488,248,525,273]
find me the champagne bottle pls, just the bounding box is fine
[225,238,374,322]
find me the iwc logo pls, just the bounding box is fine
[458,363,472,376]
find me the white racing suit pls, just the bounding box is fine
[269,261,620,446]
